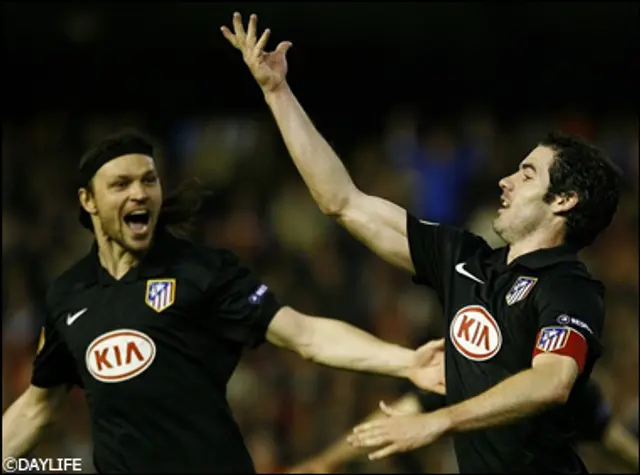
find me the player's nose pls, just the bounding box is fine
[498,176,512,191]
[129,181,150,202]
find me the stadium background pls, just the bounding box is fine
[3,3,637,473]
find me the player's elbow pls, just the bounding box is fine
[533,354,579,406]
[548,383,572,406]
[294,317,335,363]
[532,354,579,406]
[319,187,361,218]
[319,195,350,218]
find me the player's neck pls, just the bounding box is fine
[96,234,143,280]
[506,228,565,265]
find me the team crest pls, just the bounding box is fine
[536,326,570,352]
[145,279,176,313]
[505,276,538,306]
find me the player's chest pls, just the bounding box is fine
[446,270,541,368]
[56,279,209,380]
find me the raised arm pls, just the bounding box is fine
[221,13,414,273]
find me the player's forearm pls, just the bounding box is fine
[2,396,52,460]
[603,420,639,469]
[306,317,413,378]
[441,366,567,434]
[264,84,358,215]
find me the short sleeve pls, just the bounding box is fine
[208,251,283,348]
[532,276,605,375]
[406,213,486,298]
[31,308,80,388]
[573,379,611,441]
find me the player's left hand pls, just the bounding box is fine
[221,12,292,94]
[407,338,446,394]
[347,402,450,460]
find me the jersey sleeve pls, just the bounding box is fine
[31,305,80,388]
[573,379,612,441]
[207,250,283,348]
[406,213,484,298]
[532,276,605,375]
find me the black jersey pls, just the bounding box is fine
[406,214,605,473]
[31,231,282,473]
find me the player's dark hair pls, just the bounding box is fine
[78,129,209,238]
[540,131,621,250]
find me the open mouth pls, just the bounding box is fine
[123,210,151,234]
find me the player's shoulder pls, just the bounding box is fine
[158,233,244,283]
[540,259,605,296]
[408,213,491,254]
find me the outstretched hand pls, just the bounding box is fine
[221,12,293,93]
[348,401,451,461]
[407,338,446,394]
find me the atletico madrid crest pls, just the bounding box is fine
[536,326,570,352]
[505,276,538,306]
[145,279,176,313]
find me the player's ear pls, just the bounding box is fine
[79,187,98,215]
[550,191,579,214]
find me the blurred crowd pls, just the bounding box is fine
[2,107,637,473]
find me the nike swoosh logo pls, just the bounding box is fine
[66,308,88,326]
[455,263,485,284]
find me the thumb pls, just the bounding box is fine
[379,400,404,417]
[275,41,293,55]
[425,338,445,351]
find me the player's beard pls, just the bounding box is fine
[492,204,546,245]
[99,214,155,255]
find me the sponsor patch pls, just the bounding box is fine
[556,314,593,335]
[145,279,176,313]
[450,305,502,361]
[85,329,156,383]
[505,276,538,306]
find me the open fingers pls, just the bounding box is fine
[232,12,246,42]
[369,443,401,461]
[246,13,258,46]
[220,26,238,48]
[254,28,271,56]
[348,429,388,448]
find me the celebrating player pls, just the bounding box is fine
[223,12,621,472]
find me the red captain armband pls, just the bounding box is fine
[532,326,588,374]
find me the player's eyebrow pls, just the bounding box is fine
[520,163,537,174]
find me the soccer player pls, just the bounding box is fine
[286,379,639,472]
[1,131,447,474]
[222,12,621,472]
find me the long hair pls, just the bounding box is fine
[158,177,210,239]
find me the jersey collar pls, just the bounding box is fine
[490,244,578,272]
[90,231,175,286]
